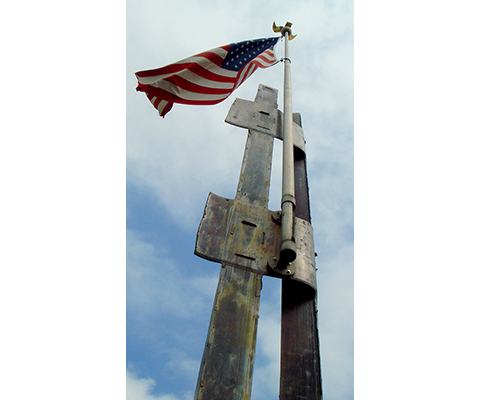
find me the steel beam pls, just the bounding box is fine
[193,85,277,400]
[279,113,323,400]
[194,86,322,399]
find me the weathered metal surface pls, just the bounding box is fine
[225,98,279,136]
[195,192,317,291]
[194,84,321,400]
[225,98,306,154]
[236,130,274,205]
[280,112,323,400]
[195,266,261,400]
[195,193,276,270]
[281,279,322,400]
[193,84,278,400]
[293,217,317,290]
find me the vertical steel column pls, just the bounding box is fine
[279,113,323,400]
[194,87,277,400]
[194,266,262,400]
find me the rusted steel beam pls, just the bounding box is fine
[195,266,262,400]
[193,85,277,400]
[194,87,322,399]
[279,113,323,400]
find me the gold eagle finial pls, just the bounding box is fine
[272,22,297,40]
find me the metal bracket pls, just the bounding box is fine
[267,256,295,277]
[195,192,317,291]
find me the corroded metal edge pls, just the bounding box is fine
[293,217,317,291]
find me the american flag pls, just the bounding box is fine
[135,37,280,117]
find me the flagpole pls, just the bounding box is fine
[276,22,297,270]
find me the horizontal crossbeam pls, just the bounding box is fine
[195,192,317,291]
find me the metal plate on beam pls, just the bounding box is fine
[195,192,317,291]
[225,98,306,154]
[225,98,278,136]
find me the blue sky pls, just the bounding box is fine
[126,1,354,399]
[3,1,500,400]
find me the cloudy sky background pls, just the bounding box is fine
[2,1,500,400]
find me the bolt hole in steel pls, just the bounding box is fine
[235,253,256,261]
[241,220,257,228]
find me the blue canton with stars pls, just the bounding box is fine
[221,37,279,71]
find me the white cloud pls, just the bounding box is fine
[126,369,188,400]
[126,108,247,230]
[127,230,218,322]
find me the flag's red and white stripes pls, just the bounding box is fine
[136,41,279,117]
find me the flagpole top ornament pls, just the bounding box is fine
[272,21,297,40]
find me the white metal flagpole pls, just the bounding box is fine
[274,22,298,270]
